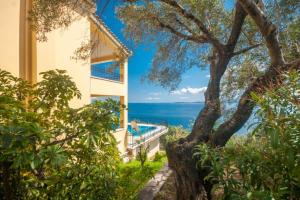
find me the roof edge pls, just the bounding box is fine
[90,14,132,57]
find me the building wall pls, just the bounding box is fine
[0,0,130,156]
[114,129,128,155]
[91,60,129,155]
[112,60,128,155]
[0,0,21,76]
[37,13,91,108]
[0,2,91,109]
[90,77,126,96]
[147,139,160,158]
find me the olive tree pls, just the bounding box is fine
[116,0,300,199]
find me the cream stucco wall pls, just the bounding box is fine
[0,2,91,109]
[114,129,128,155]
[147,139,160,158]
[0,0,20,76]
[91,59,128,155]
[37,14,91,108]
[90,77,126,96]
[0,1,130,157]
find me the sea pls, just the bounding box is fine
[128,102,204,130]
[128,102,251,134]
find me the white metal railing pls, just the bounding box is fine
[127,124,168,149]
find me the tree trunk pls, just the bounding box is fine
[164,0,300,199]
[165,59,300,200]
[166,139,211,200]
[1,161,13,200]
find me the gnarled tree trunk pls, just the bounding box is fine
[165,0,300,199]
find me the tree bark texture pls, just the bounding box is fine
[165,0,300,199]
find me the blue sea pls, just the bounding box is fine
[128,103,204,129]
[128,102,252,134]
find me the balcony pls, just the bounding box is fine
[127,123,168,149]
[91,62,122,82]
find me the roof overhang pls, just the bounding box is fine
[90,14,132,59]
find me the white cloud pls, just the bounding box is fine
[150,92,162,96]
[171,87,207,95]
[179,96,189,99]
[206,74,210,78]
[145,97,160,101]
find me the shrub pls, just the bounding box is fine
[117,161,155,200]
[153,151,166,162]
[195,70,300,199]
[160,126,188,150]
[0,69,121,199]
[136,144,149,168]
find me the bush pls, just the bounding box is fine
[153,151,166,162]
[0,69,121,199]
[160,126,188,150]
[195,70,300,199]
[117,157,167,200]
[136,144,149,168]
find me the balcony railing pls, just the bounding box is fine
[91,63,121,82]
[127,125,168,149]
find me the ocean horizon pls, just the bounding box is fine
[128,102,252,134]
[128,102,205,129]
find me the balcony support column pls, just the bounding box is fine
[19,0,37,84]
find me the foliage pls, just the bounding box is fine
[153,151,166,162]
[30,0,96,42]
[160,126,188,149]
[117,156,167,200]
[195,71,300,199]
[0,69,121,199]
[118,0,299,91]
[30,0,128,64]
[136,144,150,168]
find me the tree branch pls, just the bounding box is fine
[213,58,300,146]
[158,0,223,50]
[226,2,248,51]
[174,17,198,38]
[157,19,207,43]
[211,0,293,146]
[232,43,262,56]
[238,0,285,66]
[46,132,81,147]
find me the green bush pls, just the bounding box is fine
[0,69,121,199]
[136,144,149,168]
[117,157,167,200]
[153,151,166,162]
[160,126,188,150]
[195,70,300,199]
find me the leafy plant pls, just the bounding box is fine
[0,69,121,199]
[153,151,166,162]
[160,126,188,150]
[195,70,300,199]
[136,144,150,168]
[117,157,166,200]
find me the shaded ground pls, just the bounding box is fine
[153,170,223,200]
[138,165,173,200]
[153,171,177,200]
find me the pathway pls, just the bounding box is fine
[138,164,173,200]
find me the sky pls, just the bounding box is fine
[97,1,210,103]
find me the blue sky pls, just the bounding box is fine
[98,1,210,103]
